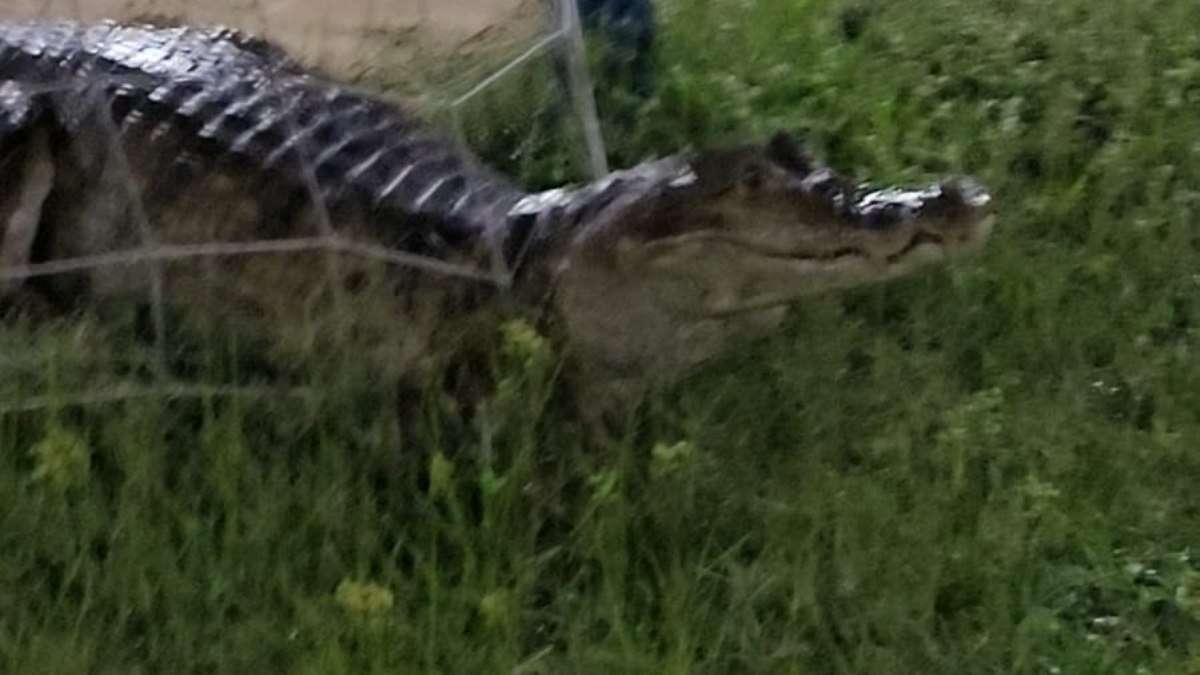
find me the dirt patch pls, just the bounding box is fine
[1,0,552,93]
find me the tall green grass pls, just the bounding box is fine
[4,0,1200,672]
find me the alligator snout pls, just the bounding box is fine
[850,174,994,259]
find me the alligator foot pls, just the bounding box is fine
[0,125,55,299]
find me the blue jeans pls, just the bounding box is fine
[575,0,657,98]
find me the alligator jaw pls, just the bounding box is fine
[545,131,995,425]
[636,176,995,316]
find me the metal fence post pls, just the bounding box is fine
[556,0,609,178]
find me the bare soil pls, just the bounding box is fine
[0,0,550,93]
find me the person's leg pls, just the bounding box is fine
[577,0,658,100]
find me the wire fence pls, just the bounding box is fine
[446,0,608,177]
[0,1,610,414]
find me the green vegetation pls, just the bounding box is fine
[4,0,1200,672]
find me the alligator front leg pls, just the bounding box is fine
[0,124,55,302]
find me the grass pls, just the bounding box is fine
[4,0,1200,672]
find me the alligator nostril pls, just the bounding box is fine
[944,177,991,210]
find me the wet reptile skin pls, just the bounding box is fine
[0,20,526,262]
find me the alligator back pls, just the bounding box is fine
[0,19,531,382]
[0,20,525,245]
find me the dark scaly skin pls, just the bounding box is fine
[0,20,995,431]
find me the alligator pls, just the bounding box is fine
[0,19,994,430]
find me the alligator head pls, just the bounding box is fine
[512,131,993,425]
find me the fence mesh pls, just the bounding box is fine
[0,1,609,414]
